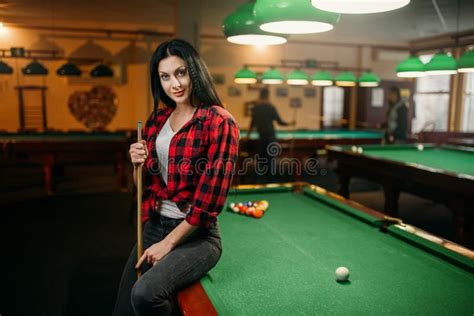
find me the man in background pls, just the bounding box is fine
[248,88,293,182]
[385,86,408,143]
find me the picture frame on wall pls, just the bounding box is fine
[290,97,302,109]
[244,101,256,117]
[228,86,241,97]
[212,74,225,85]
[276,87,288,97]
[304,88,316,98]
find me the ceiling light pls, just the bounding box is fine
[457,49,474,73]
[254,0,340,34]
[425,52,457,75]
[287,69,309,85]
[359,71,380,87]
[22,60,48,75]
[90,64,114,77]
[234,67,257,84]
[0,60,13,74]
[262,67,285,84]
[396,55,425,78]
[311,0,410,14]
[335,72,357,87]
[57,62,82,76]
[311,71,333,86]
[223,1,287,45]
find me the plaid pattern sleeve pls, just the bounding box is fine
[186,116,240,228]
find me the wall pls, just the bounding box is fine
[0,20,406,132]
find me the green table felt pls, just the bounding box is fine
[360,145,474,177]
[240,129,384,140]
[200,188,474,315]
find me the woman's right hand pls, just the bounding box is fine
[129,140,148,167]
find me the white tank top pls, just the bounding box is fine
[155,117,186,219]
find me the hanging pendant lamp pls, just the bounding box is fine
[223,1,287,45]
[396,55,425,78]
[234,67,257,84]
[254,0,340,34]
[425,52,457,75]
[262,67,285,84]
[311,71,333,86]
[311,0,410,14]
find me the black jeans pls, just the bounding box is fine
[257,137,277,183]
[112,214,222,316]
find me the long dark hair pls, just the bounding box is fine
[150,39,222,111]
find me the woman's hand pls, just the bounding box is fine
[129,140,148,167]
[136,239,174,268]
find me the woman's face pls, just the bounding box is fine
[158,55,193,106]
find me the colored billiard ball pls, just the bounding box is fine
[229,203,238,213]
[357,147,363,154]
[254,209,264,218]
[335,267,350,282]
[246,206,255,217]
[259,200,269,210]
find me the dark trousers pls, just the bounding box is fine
[112,214,222,316]
[256,137,277,183]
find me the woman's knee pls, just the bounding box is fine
[131,277,170,310]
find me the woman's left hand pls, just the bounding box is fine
[135,239,174,269]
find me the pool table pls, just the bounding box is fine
[327,144,474,245]
[238,129,384,180]
[178,183,474,315]
[0,132,130,194]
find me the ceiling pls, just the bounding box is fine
[1,0,474,45]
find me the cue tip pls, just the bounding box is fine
[137,121,142,129]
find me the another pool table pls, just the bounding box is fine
[178,183,474,315]
[238,129,384,180]
[0,132,130,194]
[239,129,384,158]
[327,144,474,245]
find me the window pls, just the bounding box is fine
[412,54,451,133]
[462,72,474,132]
[323,86,344,127]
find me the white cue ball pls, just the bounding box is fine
[335,267,350,282]
[357,147,363,154]
[351,146,357,152]
[417,144,424,151]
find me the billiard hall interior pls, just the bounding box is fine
[0,1,473,315]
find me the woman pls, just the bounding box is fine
[113,39,239,316]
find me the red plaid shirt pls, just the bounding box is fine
[141,104,239,228]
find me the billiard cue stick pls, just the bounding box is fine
[136,121,143,278]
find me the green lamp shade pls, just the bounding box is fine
[457,50,474,73]
[0,60,13,74]
[287,69,309,85]
[425,52,457,75]
[396,55,425,78]
[234,67,257,84]
[262,68,285,84]
[335,72,357,87]
[223,1,287,45]
[90,64,114,77]
[311,0,410,14]
[359,71,380,87]
[22,60,48,75]
[254,0,340,34]
[311,71,333,86]
[57,62,82,76]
